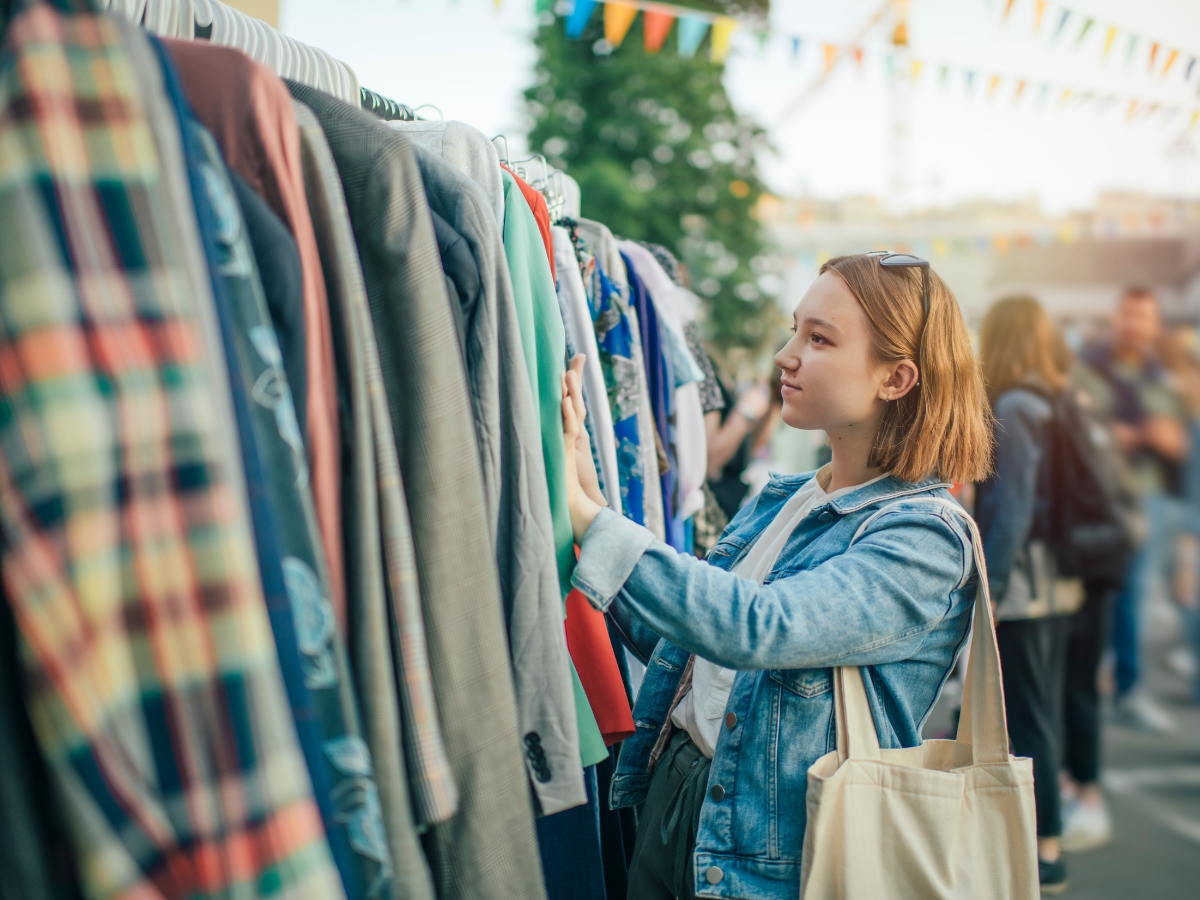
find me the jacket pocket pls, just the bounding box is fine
[706,535,749,566]
[769,667,832,699]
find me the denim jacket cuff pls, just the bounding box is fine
[572,508,656,611]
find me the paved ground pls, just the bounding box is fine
[1059,602,1200,899]
[924,594,1200,897]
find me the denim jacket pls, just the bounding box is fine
[572,472,976,900]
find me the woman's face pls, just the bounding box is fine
[773,272,898,433]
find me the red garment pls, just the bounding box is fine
[565,590,635,746]
[502,165,556,283]
[164,40,346,626]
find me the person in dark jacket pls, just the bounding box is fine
[976,295,1081,894]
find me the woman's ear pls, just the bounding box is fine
[877,359,920,402]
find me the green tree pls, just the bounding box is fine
[524,1,780,354]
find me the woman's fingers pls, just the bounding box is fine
[567,355,587,424]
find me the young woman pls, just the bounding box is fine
[975,296,1081,894]
[561,253,991,900]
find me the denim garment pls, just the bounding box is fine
[572,472,977,900]
[159,44,393,897]
[974,387,1068,620]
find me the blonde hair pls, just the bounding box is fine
[979,296,1068,405]
[820,254,993,484]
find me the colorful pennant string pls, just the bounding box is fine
[822,43,838,74]
[565,0,598,39]
[643,10,675,53]
[1102,25,1118,60]
[604,2,639,48]
[710,16,737,63]
[1033,0,1047,35]
[1074,17,1094,46]
[677,16,709,58]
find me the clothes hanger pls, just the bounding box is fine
[492,135,511,165]
[412,104,443,121]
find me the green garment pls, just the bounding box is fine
[501,171,607,768]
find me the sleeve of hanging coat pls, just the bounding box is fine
[500,172,608,771]
[163,37,347,634]
[293,99,443,896]
[411,148,587,814]
[286,83,547,900]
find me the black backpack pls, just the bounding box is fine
[1033,386,1139,587]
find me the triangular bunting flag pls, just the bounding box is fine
[1038,83,1050,104]
[1127,35,1139,64]
[966,70,977,92]
[1163,49,1179,77]
[604,3,639,49]
[940,64,950,87]
[1149,43,1160,72]
[1003,0,1017,21]
[566,0,598,39]
[1075,17,1094,45]
[1059,87,1073,104]
[822,43,838,73]
[1190,110,1200,130]
[711,16,737,63]
[643,11,675,53]
[1126,99,1139,120]
[988,74,1002,97]
[1053,9,1071,41]
[1033,0,1047,35]
[910,60,923,82]
[1187,57,1197,81]
[790,36,802,61]
[1102,26,1118,59]
[678,16,709,58]
[1014,80,1027,103]
[851,46,864,70]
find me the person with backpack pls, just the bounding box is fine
[976,296,1135,894]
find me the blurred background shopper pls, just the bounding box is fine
[976,296,1083,893]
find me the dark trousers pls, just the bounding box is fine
[997,615,1071,838]
[626,730,710,900]
[1063,584,1115,785]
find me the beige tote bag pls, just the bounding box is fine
[800,501,1039,900]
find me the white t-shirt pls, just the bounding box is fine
[670,468,888,759]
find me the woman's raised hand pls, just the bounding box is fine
[562,355,606,543]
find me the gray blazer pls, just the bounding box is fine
[390,120,505,228]
[407,144,585,816]
[287,83,547,900]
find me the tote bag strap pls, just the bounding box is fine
[834,665,881,764]
[847,497,1010,765]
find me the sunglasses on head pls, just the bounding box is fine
[866,251,931,319]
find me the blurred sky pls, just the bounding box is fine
[281,0,1200,213]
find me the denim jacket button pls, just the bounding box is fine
[710,784,726,802]
[725,711,738,729]
[705,866,724,885]
[817,509,834,523]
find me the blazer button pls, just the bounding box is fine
[725,711,738,729]
[710,784,726,802]
[706,866,724,885]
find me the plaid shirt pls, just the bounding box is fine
[0,5,343,898]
